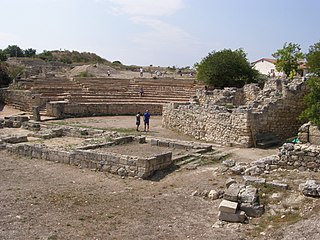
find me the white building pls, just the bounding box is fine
[252,58,282,77]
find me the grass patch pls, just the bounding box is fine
[249,211,302,238]
[199,153,232,166]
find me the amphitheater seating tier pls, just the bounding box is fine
[12,76,204,112]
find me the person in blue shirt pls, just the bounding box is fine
[143,109,150,132]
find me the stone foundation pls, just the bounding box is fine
[46,101,164,117]
[5,136,173,179]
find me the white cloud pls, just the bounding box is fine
[107,0,184,17]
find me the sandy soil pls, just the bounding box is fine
[1,105,320,239]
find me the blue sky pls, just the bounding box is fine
[1,0,319,67]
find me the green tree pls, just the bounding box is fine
[37,50,53,61]
[196,49,258,88]
[0,62,12,86]
[300,41,320,126]
[306,41,320,76]
[3,45,24,57]
[272,42,304,78]
[24,48,36,57]
[300,77,320,126]
[0,49,8,61]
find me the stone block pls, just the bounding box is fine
[229,165,244,175]
[222,159,236,167]
[158,140,169,147]
[150,139,159,146]
[242,176,266,186]
[208,190,222,200]
[239,203,265,217]
[225,178,237,188]
[298,132,309,143]
[266,181,289,190]
[239,186,258,204]
[218,200,238,213]
[218,210,247,223]
[223,184,244,202]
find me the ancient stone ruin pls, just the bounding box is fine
[0,117,215,179]
[163,78,307,147]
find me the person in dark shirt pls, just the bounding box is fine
[136,112,141,131]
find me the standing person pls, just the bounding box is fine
[139,87,144,97]
[135,112,141,131]
[140,68,143,77]
[143,109,150,132]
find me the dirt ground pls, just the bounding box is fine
[1,105,320,240]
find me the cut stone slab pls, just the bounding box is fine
[242,176,266,186]
[218,200,238,213]
[266,181,289,190]
[223,184,245,202]
[218,210,246,223]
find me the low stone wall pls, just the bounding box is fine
[278,143,320,172]
[6,142,173,179]
[46,101,164,117]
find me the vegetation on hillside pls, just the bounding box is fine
[195,48,260,88]
[37,50,110,64]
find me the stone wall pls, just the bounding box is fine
[197,84,261,107]
[162,103,252,147]
[278,143,320,172]
[6,141,173,179]
[46,101,164,117]
[163,78,307,147]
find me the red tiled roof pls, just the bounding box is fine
[251,58,276,65]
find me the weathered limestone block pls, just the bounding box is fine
[150,139,159,146]
[117,167,127,176]
[229,165,245,175]
[239,203,265,217]
[309,125,320,145]
[218,210,247,223]
[226,178,237,188]
[244,166,264,176]
[208,190,223,200]
[1,135,28,144]
[243,176,266,186]
[31,106,41,121]
[223,184,245,202]
[266,181,289,190]
[222,159,236,167]
[299,180,320,197]
[218,200,238,213]
[298,132,309,144]
[239,186,258,204]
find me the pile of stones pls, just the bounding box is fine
[218,178,265,223]
[0,115,29,128]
